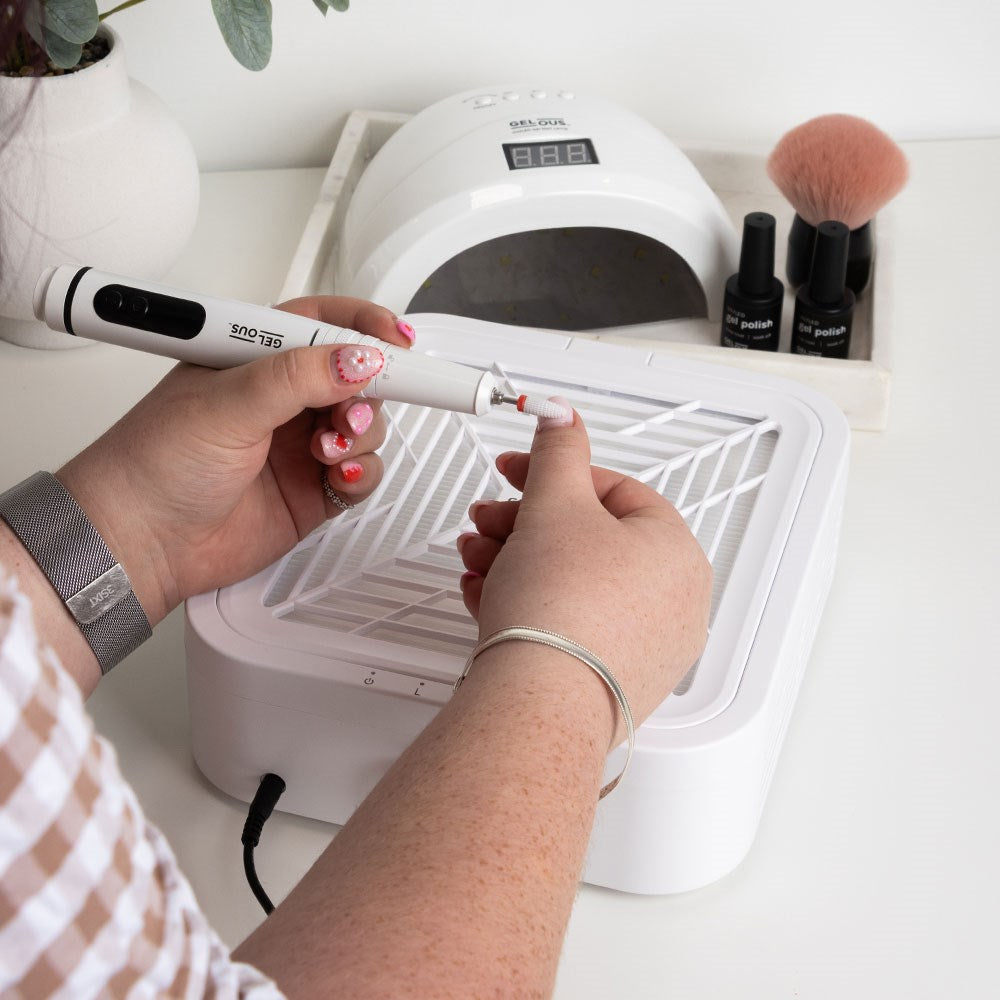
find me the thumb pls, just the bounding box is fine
[204,343,384,443]
[521,396,596,507]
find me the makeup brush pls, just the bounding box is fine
[766,114,909,295]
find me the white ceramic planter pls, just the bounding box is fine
[0,26,199,349]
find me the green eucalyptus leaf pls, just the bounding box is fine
[22,1,87,66]
[43,0,100,44]
[311,0,329,14]
[43,29,84,68]
[211,0,273,71]
[330,0,349,10]
[22,2,48,50]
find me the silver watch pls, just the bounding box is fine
[0,472,152,673]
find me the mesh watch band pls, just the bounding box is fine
[0,472,152,673]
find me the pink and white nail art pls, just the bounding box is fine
[334,346,384,384]
[346,401,374,435]
[321,431,353,457]
[396,319,416,343]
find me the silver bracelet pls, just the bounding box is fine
[455,625,635,798]
[0,472,152,674]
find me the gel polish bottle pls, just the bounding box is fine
[720,212,783,351]
[791,220,856,358]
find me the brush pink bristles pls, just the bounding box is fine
[766,114,909,229]
[516,394,572,421]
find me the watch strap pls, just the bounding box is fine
[0,472,152,673]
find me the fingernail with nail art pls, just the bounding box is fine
[321,431,353,457]
[346,401,374,435]
[396,319,416,343]
[341,462,364,484]
[333,346,383,384]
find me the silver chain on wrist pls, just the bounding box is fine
[456,625,635,798]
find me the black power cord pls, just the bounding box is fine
[242,773,286,915]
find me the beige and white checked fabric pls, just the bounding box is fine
[0,574,285,999]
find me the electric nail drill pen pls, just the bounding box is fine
[33,265,567,420]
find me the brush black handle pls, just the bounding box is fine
[786,215,873,296]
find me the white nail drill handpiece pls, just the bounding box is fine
[33,265,524,417]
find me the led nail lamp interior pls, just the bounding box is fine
[334,86,738,329]
[186,315,849,895]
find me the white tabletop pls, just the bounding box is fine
[2,141,998,999]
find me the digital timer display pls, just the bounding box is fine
[502,138,599,170]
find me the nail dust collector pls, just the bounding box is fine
[186,315,849,895]
[333,86,738,330]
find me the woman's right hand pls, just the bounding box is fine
[457,399,713,740]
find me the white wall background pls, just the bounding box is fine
[112,0,998,171]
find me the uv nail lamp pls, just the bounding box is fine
[186,315,849,895]
[333,86,738,330]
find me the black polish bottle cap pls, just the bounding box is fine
[737,212,777,297]
[808,221,851,305]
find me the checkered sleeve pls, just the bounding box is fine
[0,574,286,999]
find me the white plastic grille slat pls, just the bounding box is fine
[688,422,775,540]
[391,410,468,554]
[702,435,775,561]
[672,444,710,512]
[311,405,435,585]
[347,407,443,574]
[311,408,466,604]
[429,449,483,539]
[268,413,422,610]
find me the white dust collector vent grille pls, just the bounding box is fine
[262,363,778,694]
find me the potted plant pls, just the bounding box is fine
[3,1,351,76]
[0,0,350,348]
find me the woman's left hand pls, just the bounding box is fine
[57,296,412,629]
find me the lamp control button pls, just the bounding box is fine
[128,295,149,316]
[502,91,520,101]
[473,96,495,107]
[530,90,547,99]
[358,668,452,705]
[558,90,575,99]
